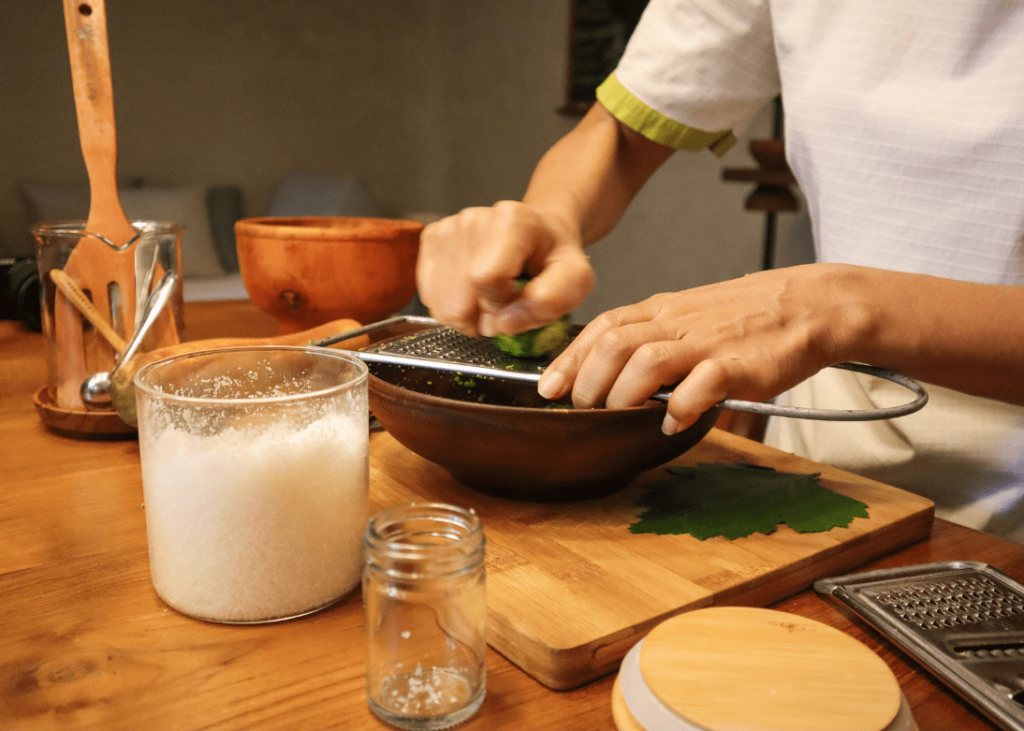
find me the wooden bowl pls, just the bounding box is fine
[367,364,720,502]
[235,216,422,333]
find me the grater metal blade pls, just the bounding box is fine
[815,561,1024,731]
[313,315,929,420]
[313,314,579,390]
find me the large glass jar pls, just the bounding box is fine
[364,503,487,730]
[134,345,369,624]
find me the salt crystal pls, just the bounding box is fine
[140,405,368,622]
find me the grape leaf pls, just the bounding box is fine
[629,462,869,540]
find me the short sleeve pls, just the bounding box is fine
[598,0,781,150]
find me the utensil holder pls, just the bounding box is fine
[31,220,183,434]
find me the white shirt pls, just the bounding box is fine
[600,0,1024,540]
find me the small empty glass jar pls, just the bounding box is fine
[364,503,486,730]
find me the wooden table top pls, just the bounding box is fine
[1,300,1014,730]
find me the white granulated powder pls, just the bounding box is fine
[379,665,477,717]
[139,410,368,622]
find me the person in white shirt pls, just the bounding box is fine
[415,0,1024,541]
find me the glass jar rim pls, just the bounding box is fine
[31,220,183,235]
[365,502,484,564]
[31,220,183,252]
[134,344,368,407]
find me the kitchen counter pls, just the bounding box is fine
[0,300,1016,730]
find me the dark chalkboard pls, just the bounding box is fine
[564,0,649,113]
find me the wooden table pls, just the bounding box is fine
[0,300,1016,730]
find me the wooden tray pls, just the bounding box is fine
[33,386,137,439]
[368,428,935,690]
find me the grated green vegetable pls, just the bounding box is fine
[493,315,572,358]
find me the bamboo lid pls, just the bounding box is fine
[612,607,913,731]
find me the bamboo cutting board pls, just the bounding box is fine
[368,427,934,691]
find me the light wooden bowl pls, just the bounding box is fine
[235,216,422,333]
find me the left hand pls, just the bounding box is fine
[537,264,859,434]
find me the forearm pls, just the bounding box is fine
[522,102,674,246]
[830,265,1024,405]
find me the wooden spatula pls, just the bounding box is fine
[54,0,141,409]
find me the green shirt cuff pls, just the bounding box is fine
[596,73,736,157]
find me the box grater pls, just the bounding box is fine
[815,561,1024,730]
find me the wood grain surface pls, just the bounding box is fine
[636,607,903,730]
[370,425,934,690]
[0,301,1012,730]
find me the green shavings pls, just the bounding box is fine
[629,462,869,540]
[490,277,573,358]
[492,315,572,358]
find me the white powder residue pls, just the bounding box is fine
[378,665,478,717]
[139,408,368,622]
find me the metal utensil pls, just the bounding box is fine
[816,562,1024,731]
[314,316,929,421]
[133,234,160,330]
[81,271,178,409]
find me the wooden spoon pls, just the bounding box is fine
[54,0,141,409]
[50,269,128,354]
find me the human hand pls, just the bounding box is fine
[416,201,596,337]
[537,264,860,434]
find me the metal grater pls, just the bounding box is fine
[370,322,561,374]
[314,315,556,386]
[815,562,1024,730]
[314,315,928,420]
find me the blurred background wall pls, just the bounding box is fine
[0,0,776,323]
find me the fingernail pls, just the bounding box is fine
[496,302,529,333]
[662,414,681,436]
[480,313,497,337]
[538,371,566,400]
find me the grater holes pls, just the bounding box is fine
[379,329,502,366]
[874,576,1024,629]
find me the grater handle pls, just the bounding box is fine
[312,315,440,347]
[716,362,928,421]
[315,318,929,422]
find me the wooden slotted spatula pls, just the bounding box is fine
[54,0,140,410]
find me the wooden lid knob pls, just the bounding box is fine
[613,607,906,731]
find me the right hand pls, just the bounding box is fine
[416,200,596,337]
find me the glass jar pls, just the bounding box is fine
[134,345,369,624]
[32,221,183,409]
[364,503,487,730]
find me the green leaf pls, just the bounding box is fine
[629,462,869,540]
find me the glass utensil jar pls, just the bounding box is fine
[33,221,183,408]
[135,345,369,624]
[364,503,487,730]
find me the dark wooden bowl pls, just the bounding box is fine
[367,363,720,502]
